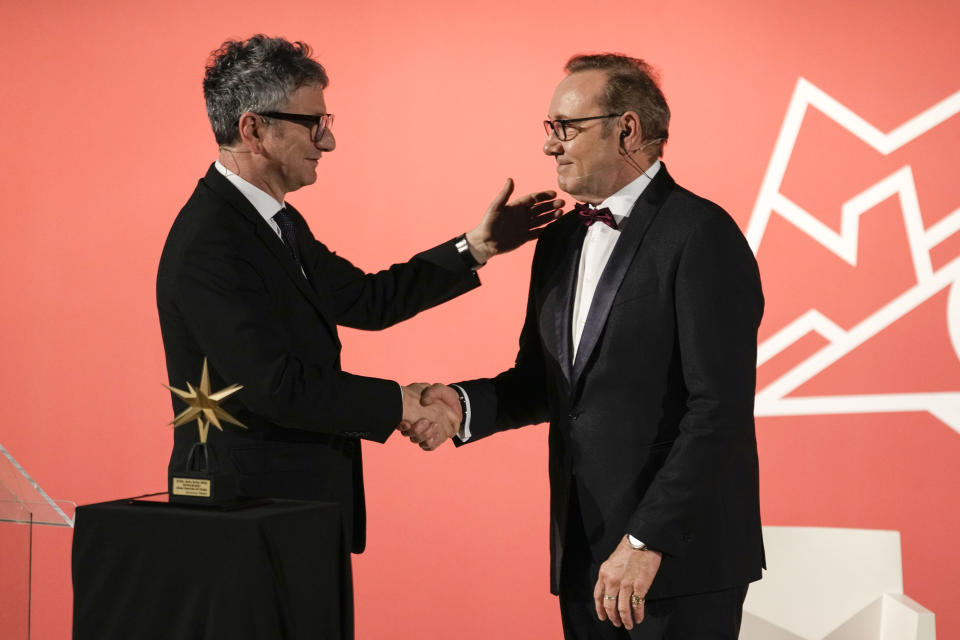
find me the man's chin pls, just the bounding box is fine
[285,172,317,194]
[557,176,581,197]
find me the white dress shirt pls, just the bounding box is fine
[572,160,660,359]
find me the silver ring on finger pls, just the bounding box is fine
[604,595,617,601]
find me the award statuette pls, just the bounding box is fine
[164,358,247,505]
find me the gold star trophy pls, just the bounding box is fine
[164,358,247,504]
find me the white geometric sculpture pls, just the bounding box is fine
[741,526,935,639]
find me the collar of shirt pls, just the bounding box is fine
[594,159,662,223]
[214,161,285,238]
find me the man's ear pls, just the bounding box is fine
[618,111,643,153]
[237,112,265,153]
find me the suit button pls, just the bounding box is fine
[568,411,580,421]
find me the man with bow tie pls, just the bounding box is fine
[410,53,765,638]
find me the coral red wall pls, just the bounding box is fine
[1,1,957,637]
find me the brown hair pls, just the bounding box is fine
[565,53,670,158]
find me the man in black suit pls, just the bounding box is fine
[411,54,764,638]
[157,35,561,555]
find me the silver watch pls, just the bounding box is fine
[454,234,481,270]
[626,534,648,551]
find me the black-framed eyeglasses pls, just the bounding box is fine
[257,111,335,142]
[543,113,622,141]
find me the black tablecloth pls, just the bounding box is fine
[72,498,351,640]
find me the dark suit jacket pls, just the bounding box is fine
[157,164,479,553]
[458,165,765,598]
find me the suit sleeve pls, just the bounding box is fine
[173,234,476,442]
[456,239,553,441]
[307,237,481,331]
[625,212,763,557]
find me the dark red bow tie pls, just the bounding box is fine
[574,203,619,230]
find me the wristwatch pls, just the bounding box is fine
[626,534,648,551]
[454,234,482,270]
[452,385,468,429]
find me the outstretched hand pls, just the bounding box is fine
[465,179,564,264]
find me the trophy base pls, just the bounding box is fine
[168,442,240,506]
[168,471,239,505]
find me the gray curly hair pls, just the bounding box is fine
[203,35,328,145]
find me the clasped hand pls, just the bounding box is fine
[398,383,461,451]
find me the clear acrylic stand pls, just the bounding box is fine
[0,444,75,640]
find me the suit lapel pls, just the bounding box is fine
[284,204,341,337]
[571,166,676,383]
[542,219,586,386]
[201,165,340,342]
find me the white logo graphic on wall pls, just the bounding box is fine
[748,78,960,433]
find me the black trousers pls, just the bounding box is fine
[559,489,747,640]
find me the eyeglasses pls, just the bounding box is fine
[257,111,335,142]
[543,113,622,141]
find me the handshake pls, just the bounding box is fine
[398,383,462,451]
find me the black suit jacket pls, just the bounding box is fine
[459,165,764,598]
[157,165,479,553]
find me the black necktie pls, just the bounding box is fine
[272,208,304,269]
[574,203,619,230]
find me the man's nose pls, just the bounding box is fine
[317,128,335,152]
[543,131,562,156]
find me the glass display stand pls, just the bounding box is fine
[0,444,75,640]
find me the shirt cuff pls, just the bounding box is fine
[451,383,472,442]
